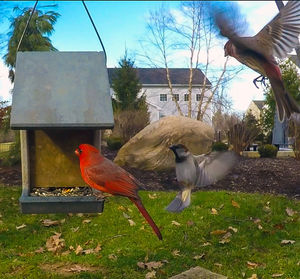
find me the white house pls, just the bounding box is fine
[108,68,213,124]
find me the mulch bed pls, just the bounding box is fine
[1,146,300,199]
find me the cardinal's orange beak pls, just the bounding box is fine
[75,148,81,157]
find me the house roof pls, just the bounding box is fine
[107,68,212,86]
[253,100,265,111]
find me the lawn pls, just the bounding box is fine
[0,186,299,279]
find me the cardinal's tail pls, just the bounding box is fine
[270,77,300,122]
[165,189,191,213]
[129,197,162,240]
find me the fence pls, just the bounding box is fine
[0,142,14,153]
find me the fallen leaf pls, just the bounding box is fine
[118,205,126,211]
[145,270,156,279]
[247,274,258,279]
[228,226,238,233]
[75,245,83,255]
[257,224,263,230]
[42,219,60,227]
[145,261,163,270]
[16,224,26,230]
[82,249,94,255]
[172,250,180,257]
[171,220,181,226]
[272,274,284,278]
[202,242,211,247]
[231,200,240,208]
[60,219,66,224]
[193,254,205,260]
[247,261,259,269]
[210,230,227,235]
[211,208,218,215]
[219,232,232,244]
[148,193,157,199]
[71,227,79,232]
[108,254,117,261]
[82,219,91,224]
[187,220,194,226]
[76,213,84,217]
[123,212,131,219]
[61,250,71,256]
[281,240,295,245]
[286,208,296,217]
[46,232,65,253]
[35,247,44,253]
[214,263,222,268]
[274,223,284,230]
[94,243,102,253]
[128,219,136,226]
[253,218,261,224]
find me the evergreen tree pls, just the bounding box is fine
[111,53,144,111]
[4,6,60,82]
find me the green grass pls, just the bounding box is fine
[0,186,299,279]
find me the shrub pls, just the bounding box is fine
[211,141,228,151]
[106,136,123,150]
[258,144,278,158]
[114,109,149,143]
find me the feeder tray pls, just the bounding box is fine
[10,51,114,214]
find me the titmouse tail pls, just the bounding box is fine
[165,189,191,213]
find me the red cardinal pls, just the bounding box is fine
[75,144,162,240]
[213,1,300,121]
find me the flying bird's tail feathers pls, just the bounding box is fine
[270,78,300,122]
[165,189,191,213]
[129,197,162,240]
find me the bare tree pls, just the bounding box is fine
[138,2,243,122]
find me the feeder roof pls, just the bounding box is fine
[11,51,114,129]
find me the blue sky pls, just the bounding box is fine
[0,1,285,112]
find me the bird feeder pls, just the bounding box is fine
[10,51,114,214]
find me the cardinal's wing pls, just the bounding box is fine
[196,151,239,186]
[85,158,139,198]
[252,1,300,59]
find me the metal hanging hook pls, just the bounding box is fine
[82,1,107,65]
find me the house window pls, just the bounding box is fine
[160,94,167,102]
[196,94,201,101]
[184,94,190,101]
[172,94,179,101]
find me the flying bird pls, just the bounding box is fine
[167,144,238,213]
[75,144,162,240]
[211,1,300,121]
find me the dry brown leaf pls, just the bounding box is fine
[281,240,295,245]
[211,208,218,215]
[231,200,240,208]
[75,245,83,255]
[193,254,205,260]
[82,219,91,224]
[172,250,180,257]
[42,219,60,227]
[228,226,238,233]
[108,254,117,261]
[46,232,65,253]
[272,274,284,278]
[35,247,44,254]
[128,219,136,226]
[285,208,296,217]
[16,224,26,230]
[123,212,131,219]
[148,193,157,199]
[210,230,227,235]
[247,261,259,269]
[94,243,102,253]
[201,242,211,247]
[71,227,79,232]
[187,220,194,226]
[61,250,71,256]
[171,220,181,226]
[253,218,261,224]
[145,270,156,279]
[257,224,263,230]
[76,213,84,217]
[82,249,94,255]
[219,232,232,244]
[247,274,258,279]
[137,262,146,269]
